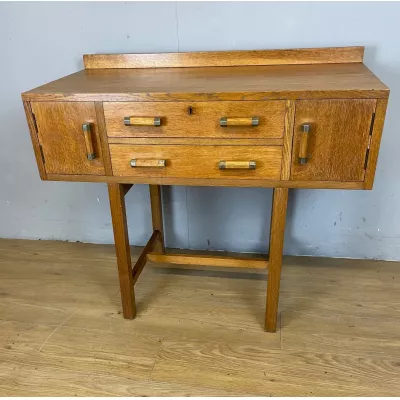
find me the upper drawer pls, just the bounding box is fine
[103,101,285,139]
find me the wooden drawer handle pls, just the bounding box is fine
[82,123,95,160]
[219,161,256,170]
[220,117,259,127]
[130,159,166,168]
[124,117,161,126]
[298,123,311,165]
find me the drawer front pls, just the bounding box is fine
[104,101,285,139]
[110,145,282,180]
[31,102,105,175]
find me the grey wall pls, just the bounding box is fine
[1,2,400,260]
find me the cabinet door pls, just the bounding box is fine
[31,102,105,175]
[290,99,376,181]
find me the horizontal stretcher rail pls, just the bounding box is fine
[146,252,269,269]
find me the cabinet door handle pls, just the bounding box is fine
[82,123,95,160]
[130,159,166,168]
[124,117,161,126]
[219,161,256,170]
[220,117,259,127]
[298,123,311,165]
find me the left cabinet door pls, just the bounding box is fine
[31,102,105,175]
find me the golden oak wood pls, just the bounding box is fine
[22,63,388,103]
[31,102,105,175]
[110,144,282,180]
[82,123,95,160]
[221,117,257,126]
[95,102,113,176]
[83,46,365,69]
[104,101,285,139]
[290,99,377,182]
[21,47,389,334]
[364,98,389,189]
[149,185,165,254]
[45,173,366,189]
[147,253,268,269]
[281,100,296,180]
[108,183,136,319]
[124,116,161,126]
[23,101,47,180]
[265,188,289,332]
[107,137,284,146]
[132,230,160,285]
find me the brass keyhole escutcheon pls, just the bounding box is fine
[188,106,193,115]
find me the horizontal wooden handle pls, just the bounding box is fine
[298,123,311,164]
[130,159,166,168]
[220,117,259,127]
[219,161,256,170]
[124,117,161,126]
[82,123,95,160]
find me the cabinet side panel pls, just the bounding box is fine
[364,98,389,189]
[23,101,47,180]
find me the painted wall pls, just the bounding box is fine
[1,2,399,260]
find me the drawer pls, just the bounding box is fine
[104,101,285,139]
[110,144,282,180]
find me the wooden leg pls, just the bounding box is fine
[265,188,289,332]
[149,185,165,254]
[108,183,136,319]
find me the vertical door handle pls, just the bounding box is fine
[298,123,311,164]
[82,123,95,160]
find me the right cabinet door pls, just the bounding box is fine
[290,99,376,181]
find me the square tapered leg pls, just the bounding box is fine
[108,183,136,319]
[265,188,289,332]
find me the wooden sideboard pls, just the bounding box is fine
[22,47,389,332]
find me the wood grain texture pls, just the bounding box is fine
[132,230,160,285]
[281,100,296,180]
[31,102,105,175]
[2,238,400,396]
[147,253,268,269]
[110,144,282,180]
[291,99,376,182]
[107,137,284,146]
[95,102,113,175]
[265,188,289,332]
[149,185,165,254]
[107,183,136,319]
[22,63,389,102]
[23,101,47,180]
[83,47,364,69]
[364,98,389,189]
[104,101,285,139]
[45,173,366,189]
[82,123,95,159]
[221,117,257,126]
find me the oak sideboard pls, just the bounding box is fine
[22,47,389,332]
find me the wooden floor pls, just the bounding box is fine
[0,239,399,396]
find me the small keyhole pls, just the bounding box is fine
[188,106,193,115]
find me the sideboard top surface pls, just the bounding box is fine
[22,62,388,102]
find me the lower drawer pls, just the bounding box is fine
[110,144,282,180]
